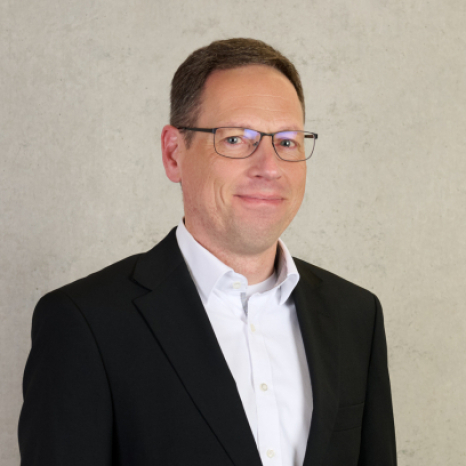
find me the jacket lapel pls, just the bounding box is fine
[293,261,341,466]
[132,229,262,466]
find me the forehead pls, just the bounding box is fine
[197,65,304,129]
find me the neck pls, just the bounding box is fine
[208,243,278,285]
[184,222,278,285]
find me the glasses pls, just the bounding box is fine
[177,127,318,162]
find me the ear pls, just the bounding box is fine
[161,125,184,183]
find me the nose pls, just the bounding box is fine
[248,135,281,180]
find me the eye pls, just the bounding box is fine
[278,138,297,148]
[226,136,242,145]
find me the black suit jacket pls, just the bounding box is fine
[19,228,397,466]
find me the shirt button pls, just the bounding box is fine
[232,282,241,289]
[267,449,275,458]
[250,324,256,332]
[260,383,268,391]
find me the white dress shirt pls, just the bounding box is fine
[176,221,313,466]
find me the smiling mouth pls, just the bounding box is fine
[235,194,285,204]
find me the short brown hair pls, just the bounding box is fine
[170,38,305,146]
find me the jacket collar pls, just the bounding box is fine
[293,258,341,466]
[132,227,263,466]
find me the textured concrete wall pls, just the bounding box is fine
[1,1,465,464]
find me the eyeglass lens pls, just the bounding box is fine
[214,128,315,161]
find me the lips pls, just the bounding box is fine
[235,193,285,201]
[235,194,285,205]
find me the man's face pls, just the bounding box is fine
[169,65,307,256]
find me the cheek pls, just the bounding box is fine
[184,167,211,208]
[182,153,230,208]
[207,161,238,209]
[290,167,307,205]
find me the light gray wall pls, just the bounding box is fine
[1,0,465,464]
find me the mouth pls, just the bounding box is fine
[235,194,285,206]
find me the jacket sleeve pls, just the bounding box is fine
[358,295,397,465]
[18,290,113,466]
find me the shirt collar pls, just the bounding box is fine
[176,220,300,305]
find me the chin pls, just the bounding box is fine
[227,220,285,253]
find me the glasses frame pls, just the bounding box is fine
[177,126,318,162]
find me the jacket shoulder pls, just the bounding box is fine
[294,257,376,298]
[293,257,381,324]
[49,252,143,302]
[36,227,181,318]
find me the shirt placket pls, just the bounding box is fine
[247,292,283,466]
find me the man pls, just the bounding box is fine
[19,38,397,466]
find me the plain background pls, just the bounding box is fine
[1,1,465,464]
